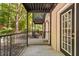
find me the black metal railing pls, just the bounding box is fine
[0,32,27,56]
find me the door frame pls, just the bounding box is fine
[60,4,75,56]
[57,3,76,56]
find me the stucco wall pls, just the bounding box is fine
[51,3,66,51]
[51,3,74,52]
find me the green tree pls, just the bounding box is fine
[0,3,27,34]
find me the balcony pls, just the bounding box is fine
[0,32,64,56]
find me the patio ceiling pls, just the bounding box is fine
[23,3,57,24]
[23,3,57,13]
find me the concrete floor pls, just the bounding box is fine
[21,45,64,56]
[28,38,49,45]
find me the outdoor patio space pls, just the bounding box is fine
[28,38,50,45]
[0,3,77,56]
[20,45,64,56]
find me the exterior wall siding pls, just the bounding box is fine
[51,3,66,51]
[51,3,75,54]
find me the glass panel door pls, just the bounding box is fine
[61,9,73,55]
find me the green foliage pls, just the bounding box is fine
[19,19,26,31]
[0,27,13,35]
[0,4,9,26]
[0,3,27,35]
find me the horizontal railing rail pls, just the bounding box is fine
[0,32,27,56]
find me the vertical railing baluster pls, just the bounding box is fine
[7,36,8,56]
[0,32,27,56]
[8,36,10,56]
[0,37,1,56]
[15,34,17,55]
[27,12,28,46]
[13,35,15,55]
[11,35,13,55]
[3,37,5,56]
[5,36,7,56]
[10,35,12,56]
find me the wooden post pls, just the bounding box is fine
[27,12,28,46]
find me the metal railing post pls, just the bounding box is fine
[27,12,28,46]
[0,37,1,56]
[9,35,12,56]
